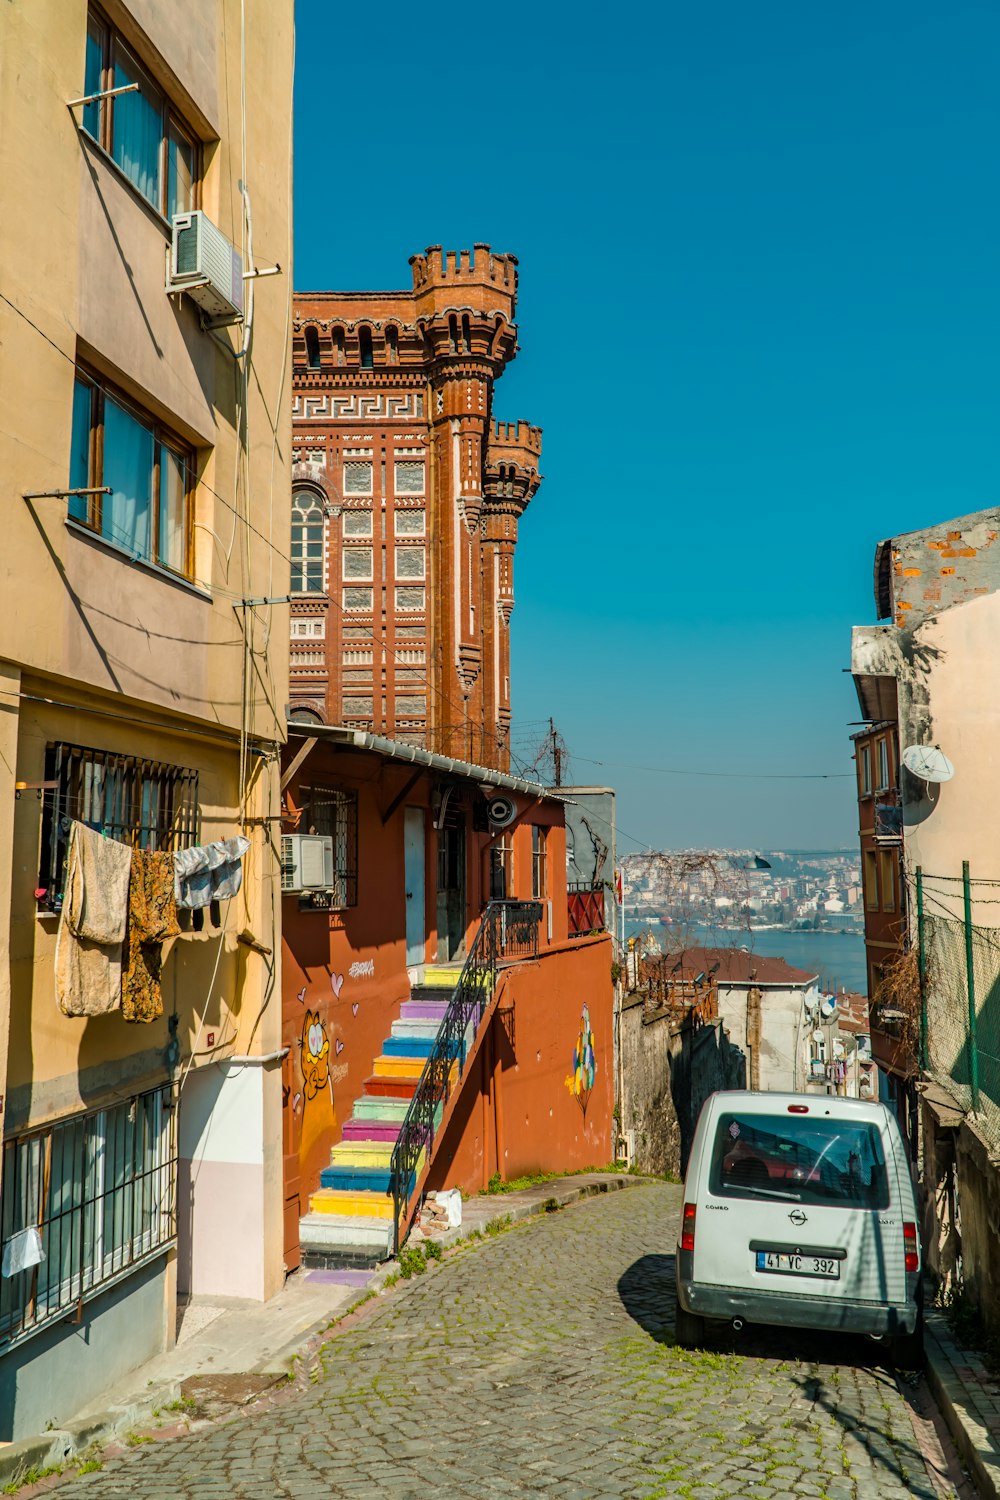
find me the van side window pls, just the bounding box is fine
[708,1112,890,1211]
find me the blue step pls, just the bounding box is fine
[319,1165,418,1197]
[320,1166,393,1193]
[382,1036,435,1059]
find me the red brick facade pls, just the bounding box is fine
[289,245,542,771]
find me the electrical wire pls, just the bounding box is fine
[569,753,853,781]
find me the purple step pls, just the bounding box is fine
[401,1000,448,1022]
[342,1120,401,1143]
[304,1268,375,1288]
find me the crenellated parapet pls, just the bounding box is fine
[483,419,543,523]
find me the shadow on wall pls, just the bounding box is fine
[668,1021,746,1178]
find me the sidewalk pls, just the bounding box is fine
[0,1171,645,1491]
[926,1308,1000,1500]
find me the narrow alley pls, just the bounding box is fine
[45,1186,970,1500]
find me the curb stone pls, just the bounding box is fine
[925,1310,1000,1500]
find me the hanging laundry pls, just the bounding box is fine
[173,835,251,910]
[55,822,132,1017]
[122,849,181,1023]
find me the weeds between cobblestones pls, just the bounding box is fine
[14,1185,963,1500]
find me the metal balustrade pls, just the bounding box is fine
[389,899,542,1252]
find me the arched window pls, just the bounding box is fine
[333,327,345,366]
[304,326,321,369]
[385,326,398,364]
[358,327,374,369]
[291,492,325,593]
[461,314,471,353]
[448,314,458,354]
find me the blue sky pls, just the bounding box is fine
[293,0,1000,855]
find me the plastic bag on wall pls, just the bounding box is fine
[1,1227,45,1278]
[428,1189,462,1228]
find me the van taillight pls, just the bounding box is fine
[788,1104,809,1113]
[681,1203,696,1252]
[903,1221,918,1273]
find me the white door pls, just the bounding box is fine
[404,807,425,969]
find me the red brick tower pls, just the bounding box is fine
[290,245,542,771]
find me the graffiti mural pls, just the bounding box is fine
[565,1004,597,1116]
[301,1009,331,1101]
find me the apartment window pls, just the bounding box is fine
[290,619,325,640]
[876,737,890,792]
[297,785,358,907]
[532,825,548,900]
[864,850,878,911]
[0,1085,175,1348]
[343,547,374,582]
[291,493,325,593]
[82,8,198,220]
[394,462,425,495]
[37,741,199,912]
[879,850,896,912]
[490,834,514,900]
[858,745,872,797]
[395,547,425,580]
[343,511,373,537]
[69,372,193,576]
[395,509,425,536]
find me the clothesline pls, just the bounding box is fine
[55,822,250,1025]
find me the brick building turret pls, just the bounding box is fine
[290,245,542,770]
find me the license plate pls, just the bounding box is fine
[755,1250,840,1279]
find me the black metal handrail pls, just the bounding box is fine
[389,899,542,1252]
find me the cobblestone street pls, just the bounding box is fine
[48,1184,971,1500]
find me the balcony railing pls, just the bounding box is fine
[568,882,606,937]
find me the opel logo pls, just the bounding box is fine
[789,1209,807,1227]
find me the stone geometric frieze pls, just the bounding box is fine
[292,392,425,421]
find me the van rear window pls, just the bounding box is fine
[708,1112,890,1210]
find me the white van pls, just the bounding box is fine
[675,1090,922,1364]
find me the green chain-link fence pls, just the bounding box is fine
[920,867,1000,1145]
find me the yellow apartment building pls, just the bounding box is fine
[0,0,293,1439]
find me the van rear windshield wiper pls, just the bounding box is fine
[734,1187,803,1203]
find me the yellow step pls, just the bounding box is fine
[372,1056,425,1079]
[330,1142,394,1168]
[420,967,463,988]
[309,1188,393,1219]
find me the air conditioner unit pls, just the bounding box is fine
[168,210,243,321]
[281,834,333,893]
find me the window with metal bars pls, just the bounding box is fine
[37,742,199,912]
[0,1085,176,1349]
[295,785,358,906]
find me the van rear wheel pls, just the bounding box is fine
[674,1290,705,1349]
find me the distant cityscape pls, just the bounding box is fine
[622,849,864,938]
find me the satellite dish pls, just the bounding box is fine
[902,744,955,784]
[819,995,837,1019]
[812,1028,824,1043]
[803,992,819,1014]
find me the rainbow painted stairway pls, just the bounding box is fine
[299,965,462,1272]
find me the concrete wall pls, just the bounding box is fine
[425,934,615,1192]
[0,0,293,1437]
[716,982,809,1093]
[619,997,746,1179]
[0,1256,169,1443]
